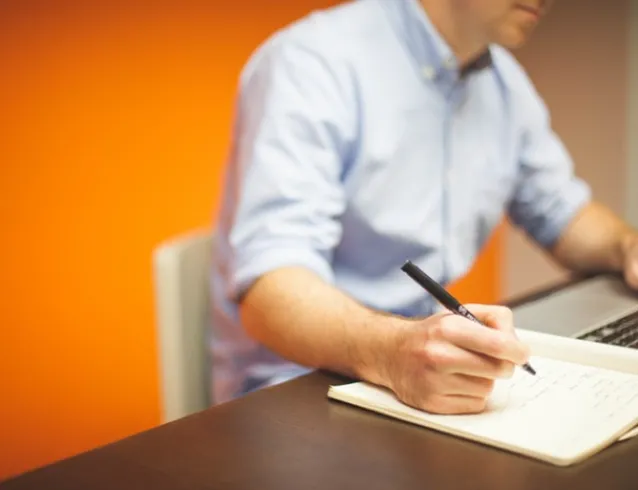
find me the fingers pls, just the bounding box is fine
[442,373,496,397]
[417,394,487,415]
[423,341,515,379]
[463,303,514,334]
[389,310,530,417]
[432,314,530,366]
[396,368,496,414]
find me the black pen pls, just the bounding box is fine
[400,260,536,376]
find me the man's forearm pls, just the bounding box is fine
[238,267,408,385]
[550,201,635,273]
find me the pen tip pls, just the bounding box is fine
[524,364,537,376]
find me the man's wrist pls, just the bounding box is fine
[352,311,410,388]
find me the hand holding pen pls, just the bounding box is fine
[401,260,536,376]
[377,261,532,415]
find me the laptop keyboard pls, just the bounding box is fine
[578,310,638,348]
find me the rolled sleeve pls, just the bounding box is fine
[233,247,335,300]
[507,85,591,249]
[222,35,356,301]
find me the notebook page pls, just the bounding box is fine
[329,356,638,465]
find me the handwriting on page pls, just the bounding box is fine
[416,356,638,458]
[467,357,638,453]
[329,356,638,463]
[489,358,638,418]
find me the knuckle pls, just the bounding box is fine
[428,320,445,340]
[422,344,450,370]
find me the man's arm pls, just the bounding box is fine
[227,38,394,386]
[502,53,638,289]
[239,265,529,414]
[239,267,402,386]
[550,201,638,287]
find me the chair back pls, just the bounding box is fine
[152,229,214,422]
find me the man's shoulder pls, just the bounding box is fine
[241,0,388,79]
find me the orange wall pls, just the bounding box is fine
[0,1,501,480]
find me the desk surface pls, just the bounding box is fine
[4,276,638,490]
[3,370,638,490]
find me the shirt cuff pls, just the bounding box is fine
[532,181,591,248]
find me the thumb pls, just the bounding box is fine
[464,304,531,364]
[464,304,515,335]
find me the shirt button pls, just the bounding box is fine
[444,57,455,69]
[421,66,435,80]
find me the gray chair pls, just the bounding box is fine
[152,229,214,423]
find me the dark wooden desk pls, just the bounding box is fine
[4,277,638,490]
[4,371,638,490]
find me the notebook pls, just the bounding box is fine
[327,328,638,466]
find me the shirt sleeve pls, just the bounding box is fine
[507,80,591,249]
[222,37,356,301]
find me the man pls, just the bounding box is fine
[210,0,638,412]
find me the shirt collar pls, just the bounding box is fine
[391,0,493,81]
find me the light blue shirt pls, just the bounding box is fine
[209,0,591,403]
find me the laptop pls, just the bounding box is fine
[511,275,638,348]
